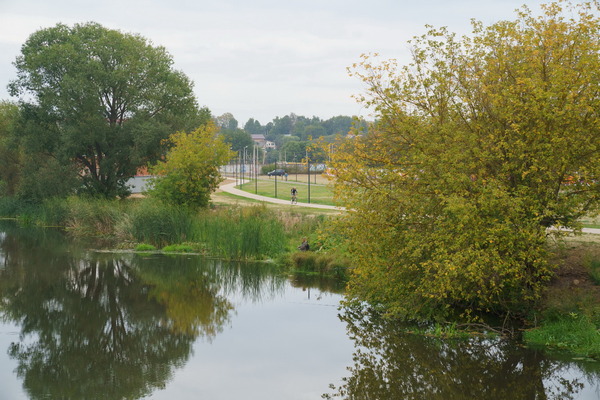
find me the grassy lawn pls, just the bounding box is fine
[211,189,341,216]
[237,175,336,206]
[579,214,600,229]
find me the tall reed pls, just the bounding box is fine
[0,195,296,260]
[197,205,286,260]
[0,197,27,218]
[63,196,128,237]
[127,199,196,247]
[37,197,71,226]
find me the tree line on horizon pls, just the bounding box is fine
[214,112,369,164]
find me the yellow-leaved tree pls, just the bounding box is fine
[331,0,600,322]
[149,123,234,208]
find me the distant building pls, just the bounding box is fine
[251,134,276,150]
[251,134,266,146]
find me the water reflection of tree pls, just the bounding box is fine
[194,258,288,302]
[324,305,599,400]
[0,238,233,400]
[137,256,236,337]
[288,273,346,294]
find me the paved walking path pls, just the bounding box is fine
[219,180,345,211]
[581,227,600,234]
[218,180,600,233]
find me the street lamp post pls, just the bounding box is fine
[237,151,240,187]
[254,145,258,194]
[294,155,298,181]
[233,154,237,186]
[243,146,248,187]
[306,150,311,204]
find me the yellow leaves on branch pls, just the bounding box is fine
[334,0,600,322]
[149,122,234,208]
[155,122,233,175]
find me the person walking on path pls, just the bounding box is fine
[291,187,298,204]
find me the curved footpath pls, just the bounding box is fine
[218,180,345,211]
[219,180,600,235]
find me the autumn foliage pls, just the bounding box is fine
[149,123,233,208]
[331,1,600,321]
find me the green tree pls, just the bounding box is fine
[220,128,254,152]
[9,22,203,199]
[215,112,238,130]
[149,123,233,208]
[269,115,294,137]
[243,118,263,135]
[323,115,354,136]
[282,140,308,162]
[0,102,22,196]
[15,103,82,200]
[264,148,279,164]
[331,0,600,322]
[300,124,326,141]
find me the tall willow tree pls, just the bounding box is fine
[9,22,206,198]
[332,1,600,321]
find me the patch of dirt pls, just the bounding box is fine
[545,238,600,306]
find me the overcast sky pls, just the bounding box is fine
[0,0,542,125]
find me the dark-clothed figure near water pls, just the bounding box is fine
[298,238,309,251]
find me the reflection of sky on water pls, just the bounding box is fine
[543,366,600,400]
[147,284,352,400]
[0,322,26,400]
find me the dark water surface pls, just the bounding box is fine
[0,223,599,399]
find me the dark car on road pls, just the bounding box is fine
[267,169,286,176]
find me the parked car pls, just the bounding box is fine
[267,169,286,176]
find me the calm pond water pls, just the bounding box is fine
[0,223,599,400]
